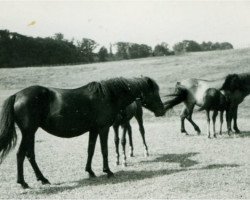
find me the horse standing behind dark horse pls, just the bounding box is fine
[164,73,250,135]
[198,88,229,138]
[0,77,165,189]
[113,99,148,167]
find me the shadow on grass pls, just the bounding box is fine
[31,168,184,196]
[141,152,199,167]
[29,152,240,196]
[201,164,239,169]
[237,131,250,138]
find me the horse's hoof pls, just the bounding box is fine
[129,153,134,157]
[107,172,114,179]
[88,171,97,178]
[208,135,211,139]
[144,152,149,157]
[41,178,50,185]
[18,181,30,189]
[235,129,241,134]
[197,131,201,135]
[122,162,127,167]
[214,134,217,138]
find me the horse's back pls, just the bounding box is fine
[179,78,225,106]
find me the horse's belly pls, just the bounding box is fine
[40,116,91,138]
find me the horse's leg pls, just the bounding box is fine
[135,112,148,157]
[26,133,50,185]
[185,104,201,135]
[226,108,233,135]
[206,110,211,138]
[219,111,224,135]
[85,129,98,178]
[113,124,120,165]
[180,106,189,135]
[212,110,218,138]
[121,125,127,167]
[126,123,134,157]
[99,127,114,177]
[233,106,241,133]
[16,135,30,189]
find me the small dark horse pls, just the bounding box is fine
[0,77,165,188]
[164,73,250,135]
[198,88,229,138]
[113,99,148,167]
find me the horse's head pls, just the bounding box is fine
[222,74,243,92]
[140,77,165,117]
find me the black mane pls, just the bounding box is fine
[99,77,159,98]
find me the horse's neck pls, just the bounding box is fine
[112,86,143,111]
[240,74,250,97]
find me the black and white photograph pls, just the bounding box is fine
[0,0,249,198]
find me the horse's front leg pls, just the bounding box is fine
[121,126,127,167]
[206,110,211,138]
[226,108,233,136]
[212,110,218,138]
[85,129,98,178]
[99,127,114,178]
[233,106,241,133]
[113,124,120,166]
[219,111,224,135]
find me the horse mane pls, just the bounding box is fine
[221,73,244,92]
[87,77,159,98]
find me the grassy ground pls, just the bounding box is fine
[0,48,250,198]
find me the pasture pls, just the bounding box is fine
[0,48,250,198]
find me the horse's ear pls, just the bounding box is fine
[145,77,158,91]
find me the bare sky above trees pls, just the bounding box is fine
[1,0,250,49]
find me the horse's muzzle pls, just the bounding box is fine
[154,109,165,117]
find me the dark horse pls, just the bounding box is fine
[164,73,250,135]
[113,99,147,167]
[0,77,165,188]
[198,88,229,138]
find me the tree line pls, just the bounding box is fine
[0,30,233,68]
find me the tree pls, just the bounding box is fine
[173,40,202,54]
[77,38,98,62]
[115,42,130,59]
[53,33,64,41]
[153,42,170,56]
[219,42,233,50]
[98,46,109,62]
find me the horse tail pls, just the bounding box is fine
[0,95,17,164]
[164,83,188,111]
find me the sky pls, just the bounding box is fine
[1,0,250,49]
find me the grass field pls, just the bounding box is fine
[0,48,250,198]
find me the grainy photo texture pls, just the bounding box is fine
[0,1,249,199]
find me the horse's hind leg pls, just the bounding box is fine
[180,106,189,135]
[135,111,148,157]
[113,124,120,165]
[16,134,30,188]
[212,110,218,138]
[26,133,50,185]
